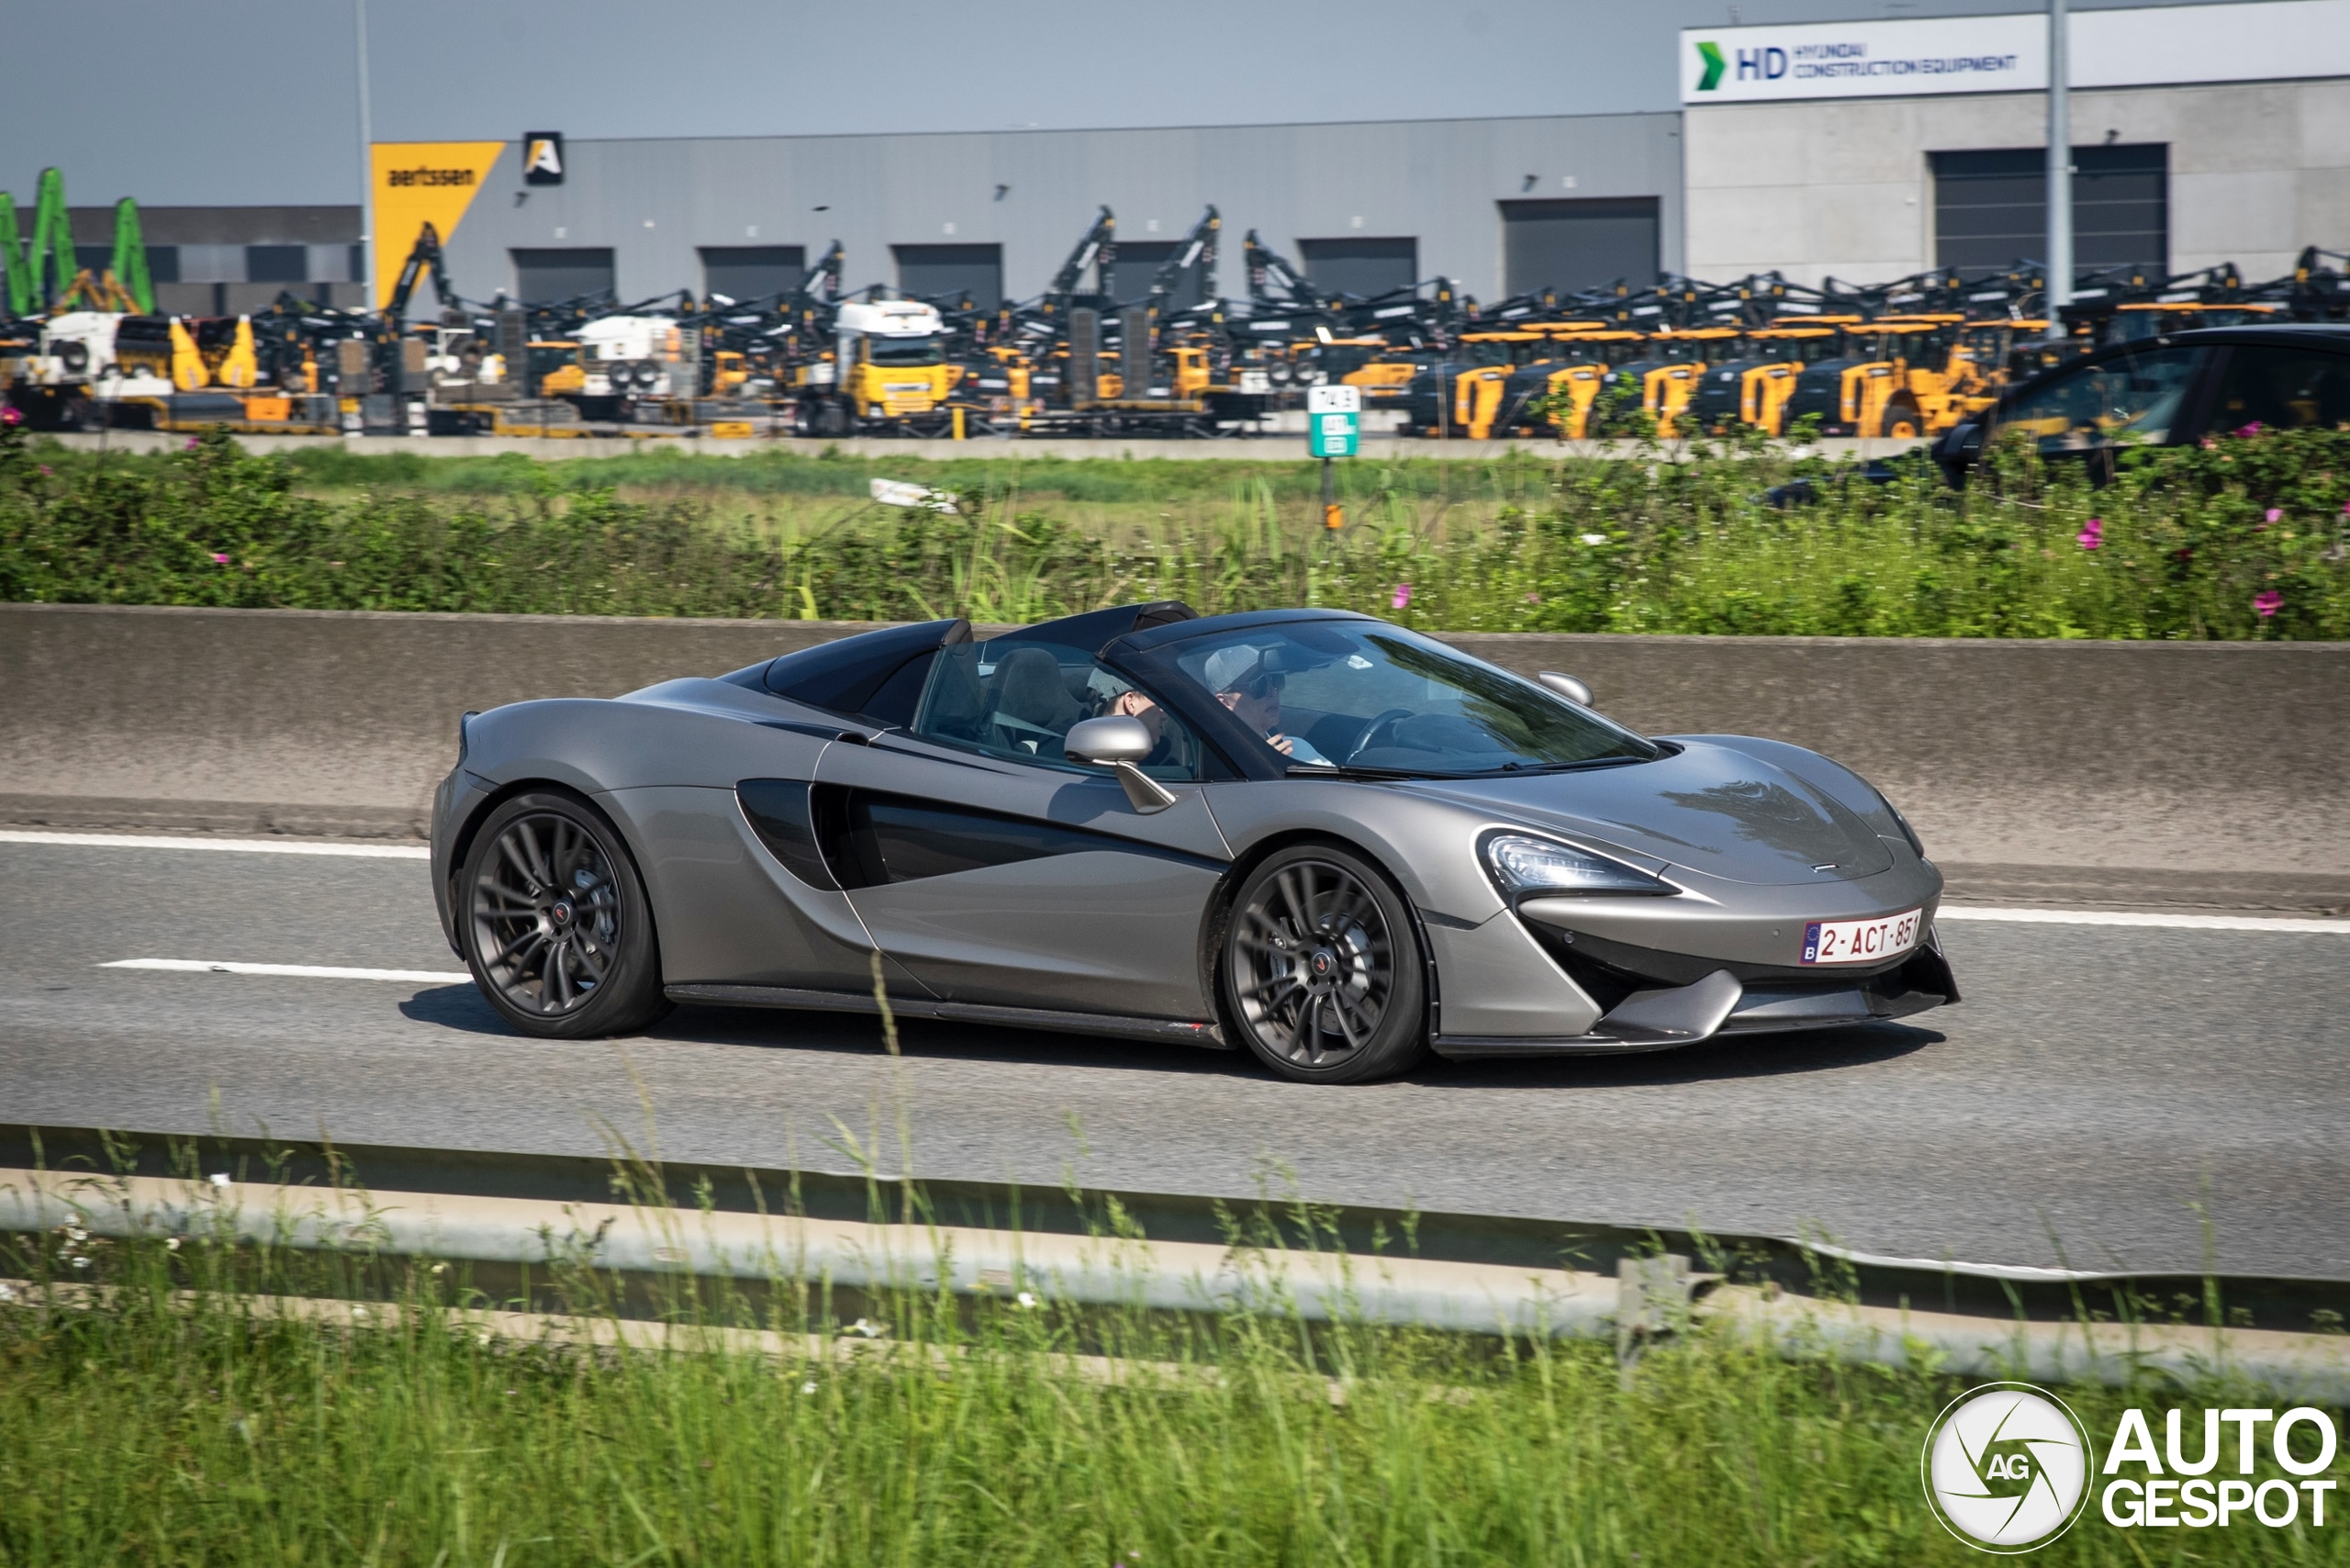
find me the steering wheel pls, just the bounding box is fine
[1347,708,1416,765]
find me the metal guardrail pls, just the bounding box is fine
[3,1126,2344,1399]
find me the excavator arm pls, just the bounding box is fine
[1244,230,1324,309]
[1042,207,1114,315]
[1146,207,1218,310]
[797,241,844,304]
[384,224,454,324]
[383,223,458,327]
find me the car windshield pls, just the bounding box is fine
[867,336,945,366]
[1161,621,1662,776]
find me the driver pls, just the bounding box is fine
[1203,646,1331,767]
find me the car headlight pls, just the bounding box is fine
[1482,832,1673,898]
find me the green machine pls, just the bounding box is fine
[1,170,152,315]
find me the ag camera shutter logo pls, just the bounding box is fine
[1921,1383,2093,1552]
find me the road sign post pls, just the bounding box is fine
[1307,385,1360,529]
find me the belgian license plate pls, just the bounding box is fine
[1800,909,1921,966]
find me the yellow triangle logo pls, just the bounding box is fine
[370,141,506,308]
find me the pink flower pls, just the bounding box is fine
[2342,498,2350,516]
[211,553,229,566]
[38,465,52,476]
[2254,589,2283,618]
[2266,509,2283,522]
[2076,517,2102,550]
[0,406,19,426]
[1391,583,1413,610]
[2235,421,2263,437]
[185,437,201,451]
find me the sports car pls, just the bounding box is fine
[431,602,1957,1083]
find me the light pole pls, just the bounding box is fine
[2044,0,2071,341]
[354,0,374,304]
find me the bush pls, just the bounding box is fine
[4,422,2346,636]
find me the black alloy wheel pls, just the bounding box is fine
[1223,846,1427,1083]
[461,791,667,1039]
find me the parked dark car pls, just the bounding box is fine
[1931,324,2350,485]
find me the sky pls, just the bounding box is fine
[3,0,2268,209]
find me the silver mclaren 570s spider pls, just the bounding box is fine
[431,602,1956,1083]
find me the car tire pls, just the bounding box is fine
[1221,845,1427,1084]
[459,790,669,1039]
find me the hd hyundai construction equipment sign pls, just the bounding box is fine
[1680,0,2350,104]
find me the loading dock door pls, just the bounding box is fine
[1499,197,1659,296]
[892,244,1003,309]
[1104,241,1211,309]
[1296,238,1418,299]
[1932,145,2168,273]
[511,247,616,304]
[699,245,806,302]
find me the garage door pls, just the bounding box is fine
[699,245,806,303]
[1296,238,1418,300]
[892,244,1003,309]
[1102,241,1211,309]
[510,248,616,304]
[1931,144,2167,273]
[1499,198,1659,297]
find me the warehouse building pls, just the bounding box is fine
[64,207,364,317]
[47,0,2350,317]
[1679,1,2350,286]
[388,114,1685,313]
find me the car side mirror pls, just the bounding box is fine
[1539,670,1594,707]
[1065,715,1179,813]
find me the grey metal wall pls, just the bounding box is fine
[435,114,1684,309]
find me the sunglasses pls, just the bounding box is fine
[1232,671,1285,700]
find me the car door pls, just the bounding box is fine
[811,635,1233,1020]
[1993,342,2215,472]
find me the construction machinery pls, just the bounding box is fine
[1499,327,1650,439]
[1586,323,1745,437]
[1774,319,1945,438]
[1395,329,1566,440]
[2279,247,2350,320]
[1684,321,1859,437]
[789,296,953,435]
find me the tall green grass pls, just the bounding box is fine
[6,421,2347,637]
[7,1173,2341,1568]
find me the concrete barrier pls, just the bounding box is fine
[5,602,2344,910]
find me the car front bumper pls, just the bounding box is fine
[1424,857,1956,1059]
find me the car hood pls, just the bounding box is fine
[1399,740,1895,885]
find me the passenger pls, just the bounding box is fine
[1203,646,1331,766]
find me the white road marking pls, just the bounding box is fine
[1940,905,2348,935]
[1,831,427,859]
[103,959,469,983]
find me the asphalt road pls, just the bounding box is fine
[3,836,2344,1278]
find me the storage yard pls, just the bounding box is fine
[7,171,2349,445]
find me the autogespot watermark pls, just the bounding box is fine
[1922,1383,2342,1553]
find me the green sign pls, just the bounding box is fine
[1695,39,1726,92]
[1309,409,1359,458]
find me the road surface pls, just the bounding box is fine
[3,833,2343,1278]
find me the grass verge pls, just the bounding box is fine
[4,1159,2344,1566]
